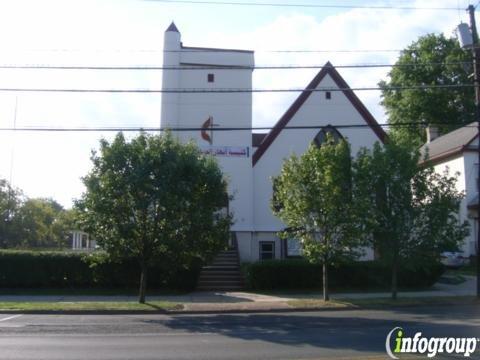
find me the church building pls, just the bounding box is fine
[161,23,386,262]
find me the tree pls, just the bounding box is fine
[379,33,474,145]
[272,137,366,301]
[12,198,71,248]
[53,208,80,248]
[353,139,469,299]
[76,132,231,303]
[0,179,22,248]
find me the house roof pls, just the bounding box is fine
[420,122,478,164]
[251,61,387,166]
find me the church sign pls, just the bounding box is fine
[200,146,249,158]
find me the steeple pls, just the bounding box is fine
[166,22,179,33]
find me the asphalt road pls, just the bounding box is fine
[0,305,478,359]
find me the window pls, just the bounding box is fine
[207,73,215,83]
[260,241,275,260]
[325,91,331,100]
[313,125,343,147]
[286,238,303,257]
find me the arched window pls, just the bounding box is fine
[313,125,344,147]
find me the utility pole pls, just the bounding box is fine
[466,4,480,298]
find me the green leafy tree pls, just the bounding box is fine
[76,132,231,303]
[379,33,474,145]
[0,179,22,248]
[12,198,71,248]
[272,138,366,301]
[353,139,469,299]
[53,208,80,248]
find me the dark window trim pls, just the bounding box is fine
[259,241,275,261]
[313,125,344,147]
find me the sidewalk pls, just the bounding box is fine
[0,275,474,313]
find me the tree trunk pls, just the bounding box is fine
[138,262,148,304]
[391,251,398,300]
[323,259,329,302]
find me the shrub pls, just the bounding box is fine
[83,252,203,291]
[243,259,444,290]
[0,250,91,288]
[0,250,202,290]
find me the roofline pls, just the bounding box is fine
[252,61,387,167]
[419,133,479,166]
[179,62,252,69]
[420,145,466,166]
[181,45,254,54]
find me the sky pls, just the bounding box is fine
[0,0,473,208]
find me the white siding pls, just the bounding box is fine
[161,28,255,232]
[253,74,381,232]
[433,150,477,256]
[161,27,384,262]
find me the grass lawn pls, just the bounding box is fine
[288,296,480,309]
[0,301,182,312]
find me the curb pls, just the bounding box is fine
[0,306,349,315]
[0,300,475,315]
[0,299,479,315]
[166,306,356,315]
[0,309,170,315]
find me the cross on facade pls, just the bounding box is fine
[201,115,220,145]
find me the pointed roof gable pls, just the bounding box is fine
[166,22,179,33]
[252,61,387,166]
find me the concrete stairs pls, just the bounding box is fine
[197,248,244,291]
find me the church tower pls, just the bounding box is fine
[160,23,255,236]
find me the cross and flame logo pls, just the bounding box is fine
[201,116,213,145]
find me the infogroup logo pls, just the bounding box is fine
[385,327,479,358]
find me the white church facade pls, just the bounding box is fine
[161,23,386,262]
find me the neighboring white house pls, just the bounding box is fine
[71,230,96,251]
[420,123,479,257]
[161,23,386,262]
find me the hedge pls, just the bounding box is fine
[242,259,445,290]
[0,250,202,290]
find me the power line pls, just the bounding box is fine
[0,122,474,132]
[2,48,409,54]
[145,0,461,11]
[12,46,480,54]
[164,48,406,53]
[0,62,471,71]
[0,84,473,94]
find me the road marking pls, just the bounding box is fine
[0,332,219,338]
[0,314,22,322]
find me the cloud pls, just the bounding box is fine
[206,1,466,127]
